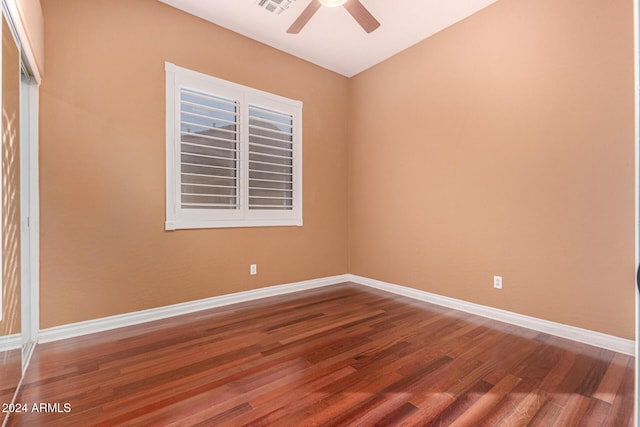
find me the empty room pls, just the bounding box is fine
[0,0,638,425]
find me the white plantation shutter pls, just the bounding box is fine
[180,88,240,210]
[166,63,302,230]
[248,105,295,211]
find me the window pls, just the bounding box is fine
[165,63,303,230]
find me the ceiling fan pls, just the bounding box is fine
[287,0,380,34]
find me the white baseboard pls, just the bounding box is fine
[0,333,21,351]
[38,275,350,344]
[347,274,636,356]
[37,273,635,356]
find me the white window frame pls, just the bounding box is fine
[165,63,303,230]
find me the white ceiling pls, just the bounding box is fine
[158,0,500,77]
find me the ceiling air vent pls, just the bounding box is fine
[257,0,296,15]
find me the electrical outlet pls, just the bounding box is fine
[493,275,502,289]
[250,264,257,275]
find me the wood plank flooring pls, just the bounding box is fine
[0,347,21,423]
[6,283,635,426]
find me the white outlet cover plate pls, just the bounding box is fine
[493,276,502,289]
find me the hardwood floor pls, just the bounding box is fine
[6,283,635,426]
[0,348,21,416]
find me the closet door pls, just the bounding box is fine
[0,12,21,427]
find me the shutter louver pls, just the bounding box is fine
[248,105,294,210]
[180,88,240,210]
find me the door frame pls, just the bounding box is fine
[19,74,38,371]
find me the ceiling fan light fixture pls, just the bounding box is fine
[287,0,380,34]
[318,0,348,7]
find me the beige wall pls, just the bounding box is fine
[348,0,635,339]
[41,0,635,340]
[39,0,349,328]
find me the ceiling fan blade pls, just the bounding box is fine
[343,0,380,33]
[287,0,322,34]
